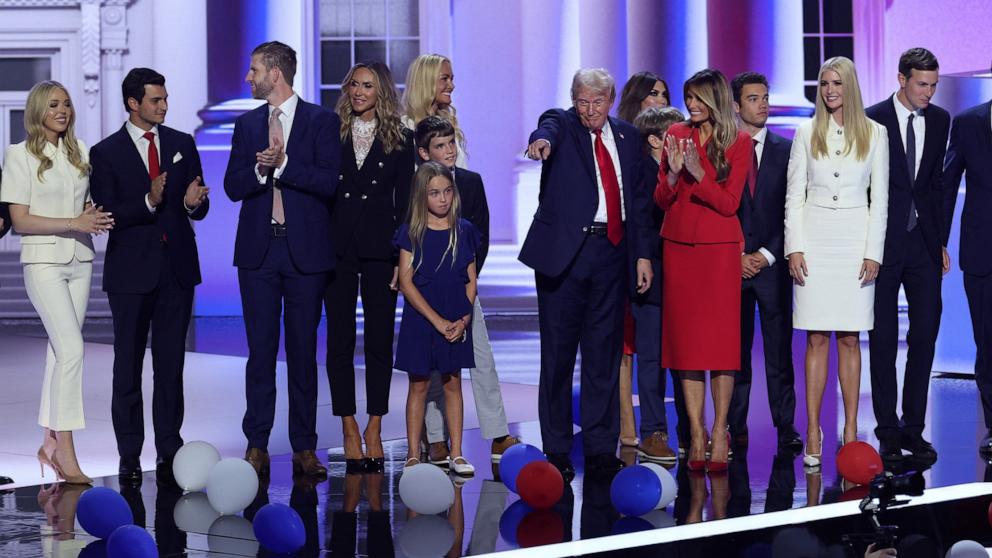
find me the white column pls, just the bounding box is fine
[267,0,308,100]
[577,0,627,88]
[625,1,706,110]
[100,0,129,137]
[152,0,207,134]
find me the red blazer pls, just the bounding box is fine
[654,123,751,244]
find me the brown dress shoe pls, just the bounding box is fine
[429,441,450,467]
[245,448,270,476]
[490,436,520,463]
[638,431,677,464]
[292,450,328,478]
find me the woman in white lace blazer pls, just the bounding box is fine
[784,57,888,468]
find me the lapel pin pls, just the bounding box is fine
[619,132,625,139]
[378,161,384,168]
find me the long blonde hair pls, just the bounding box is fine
[335,61,408,154]
[683,69,738,182]
[24,81,89,181]
[402,54,466,154]
[406,161,461,272]
[811,56,872,161]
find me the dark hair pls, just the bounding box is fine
[898,48,939,79]
[617,71,669,122]
[252,41,297,86]
[415,115,456,151]
[121,67,165,112]
[730,71,769,104]
[634,106,685,154]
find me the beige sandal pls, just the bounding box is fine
[404,457,421,468]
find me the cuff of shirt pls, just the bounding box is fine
[145,194,155,213]
[273,154,288,179]
[254,164,266,184]
[758,247,776,267]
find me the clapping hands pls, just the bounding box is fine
[664,135,705,182]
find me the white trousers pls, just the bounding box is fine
[24,257,91,431]
[425,296,509,442]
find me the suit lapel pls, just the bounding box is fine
[117,125,151,186]
[357,138,382,187]
[567,110,598,186]
[286,100,309,160]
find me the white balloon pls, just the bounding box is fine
[641,463,678,509]
[399,514,455,558]
[641,508,676,528]
[398,463,454,515]
[947,540,988,558]
[208,515,259,555]
[206,458,259,515]
[173,491,220,533]
[173,441,222,491]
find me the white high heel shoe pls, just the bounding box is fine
[803,427,823,468]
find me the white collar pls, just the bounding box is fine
[751,126,768,145]
[892,93,923,120]
[270,93,299,119]
[126,120,159,142]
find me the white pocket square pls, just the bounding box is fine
[172,152,183,164]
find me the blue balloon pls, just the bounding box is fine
[610,465,662,517]
[498,499,533,546]
[253,503,306,554]
[107,525,158,558]
[77,487,134,539]
[78,540,107,558]
[498,444,546,493]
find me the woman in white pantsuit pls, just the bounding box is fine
[784,57,888,468]
[1,81,114,484]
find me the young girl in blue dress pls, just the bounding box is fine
[395,161,479,475]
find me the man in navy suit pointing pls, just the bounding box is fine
[521,68,652,479]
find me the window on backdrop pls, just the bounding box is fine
[318,0,420,109]
[802,0,854,104]
[0,56,52,167]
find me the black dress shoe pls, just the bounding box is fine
[119,456,143,483]
[586,453,625,479]
[0,476,13,485]
[981,432,992,460]
[777,427,803,453]
[879,440,905,462]
[902,436,937,464]
[545,452,575,481]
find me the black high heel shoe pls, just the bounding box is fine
[344,434,365,474]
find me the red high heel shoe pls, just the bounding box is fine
[686,433,709,472]
[707,431,731,473]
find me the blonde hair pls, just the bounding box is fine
[406,161,461,272]
[811,56,872,161]
[24,80,90,181]
[335,61,408,154]
[683,69,738,182]
[402,54,466,154]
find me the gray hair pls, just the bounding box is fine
[570,68,616,100]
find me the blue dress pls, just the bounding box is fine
[394,219,479,376]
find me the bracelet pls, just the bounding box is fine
[66,218,73,233]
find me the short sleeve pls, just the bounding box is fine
[458,219,480,267]
[393,223,412,252]
[0,144,32,205]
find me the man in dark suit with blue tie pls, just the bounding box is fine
[866,48,949,465]
[943,59,992,459]
[89,68,210,483]
[521,68,653,479]
[727,72,801,454]
[224,41,340,478]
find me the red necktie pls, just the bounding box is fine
[143,131,159,179]
[748,138,758,196]
[593,129,623,245]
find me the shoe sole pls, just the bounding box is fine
[430,459,450,468]
[637,450,677,465]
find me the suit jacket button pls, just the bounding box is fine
[833,172,840,177]
[378,162,384,168]
[361,194,368,200]
[832,195,838,201]
[835,150,841,155]
[344,192,351,198]
[582,226,589,232]
[338,174,344,180]
[371,179,377,185]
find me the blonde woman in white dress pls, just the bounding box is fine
[784,57,888,468]
[1,81,114,483]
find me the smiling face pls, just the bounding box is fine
[573,86,613,131]
[246,54,276,101]
[898,68,938,112]
[42,87,72,143]
[433,60,454,107]
[418,133,458,169]
[348,66,379,118]
[128,84,168,129]
[736,82,769,129]
[426,175,454,219]
[819,69,844,112]
[684,88,712,124]
[640,80,670,111]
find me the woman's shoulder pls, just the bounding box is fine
[4,141,28,156]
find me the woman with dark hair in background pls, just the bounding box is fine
[617,71,670,123]
[325,61,414,473]
[654,69,752,473]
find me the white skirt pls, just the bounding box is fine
[792,204,875,331]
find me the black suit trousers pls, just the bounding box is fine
[869,226,942,442]
[323,255,396,417]
[965,271,992,431]
[109,248,192,459]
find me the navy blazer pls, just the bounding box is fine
[454,167,491,274]
[867,97,950,267]
[519,108,649,281]
[739,130,791,267]
[943,100,992,276]
[89,124,208,294]
[224,99,341,273]
[631,155,662,304]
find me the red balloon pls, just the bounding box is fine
[837,441,884,485]
[516,461,564,510]
[517,510,564,548]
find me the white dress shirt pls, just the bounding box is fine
[255,93,298,184]
[750,126,776,267]
[892,93,925,181]
[126,120,195,213]
[590,123,626,223]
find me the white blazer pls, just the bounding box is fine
[0,139,95,264]
[784,117,889,263]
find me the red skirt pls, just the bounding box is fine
[661,239,741,371]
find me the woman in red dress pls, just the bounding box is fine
[654,69,752,472]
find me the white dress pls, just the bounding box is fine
[784,117,889,331]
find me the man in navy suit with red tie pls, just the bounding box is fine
[521,68,653,479]
[224,41,340,478]
[89,68,210,483]
[866,48,949,465]
[943,60,992,460]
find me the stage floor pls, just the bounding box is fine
[2,316,992,556]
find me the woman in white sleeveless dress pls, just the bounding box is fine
[784,57,888,468]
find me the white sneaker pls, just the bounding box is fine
[450,456,475,476]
